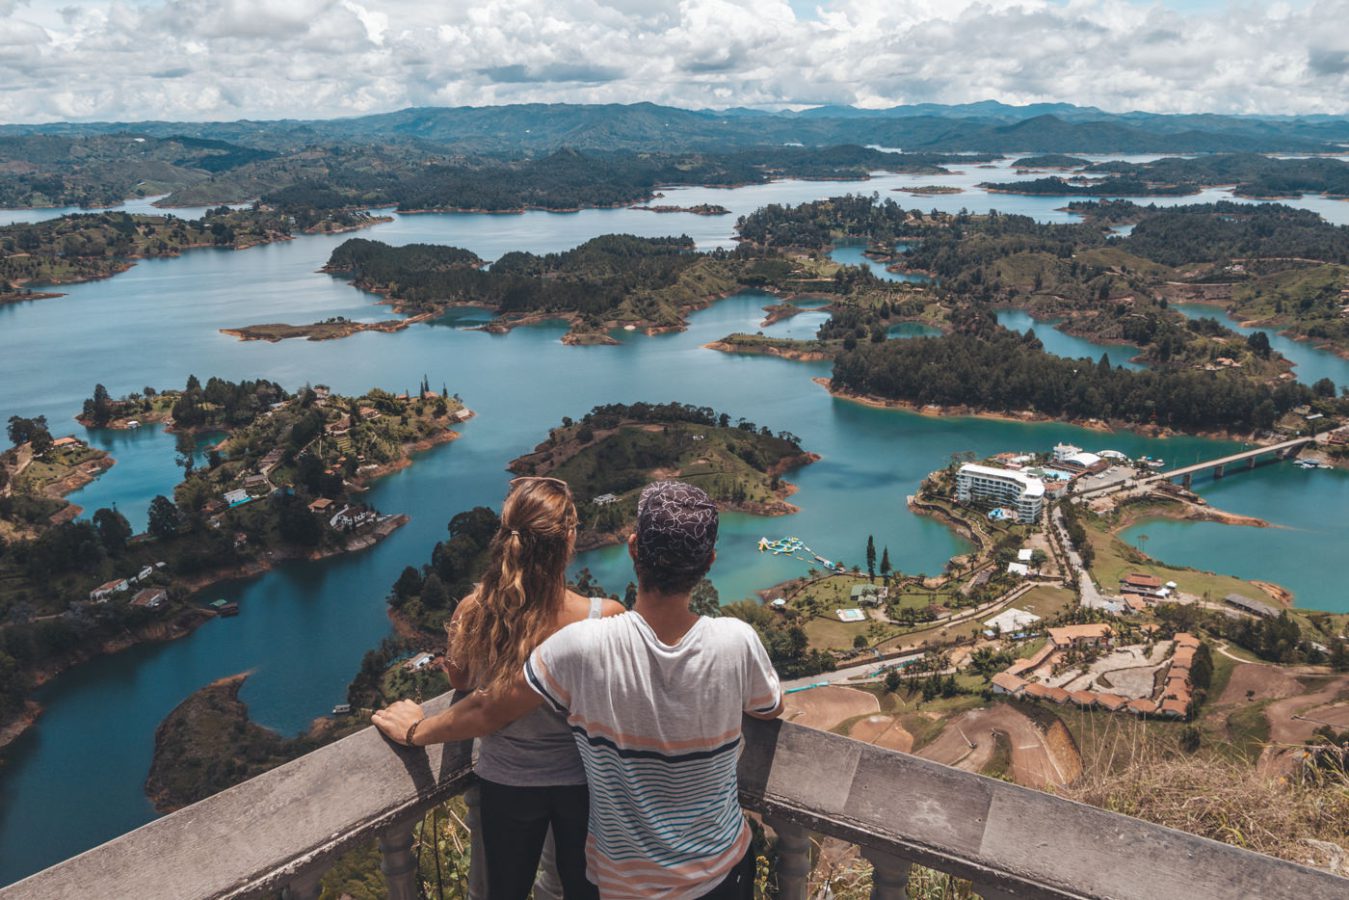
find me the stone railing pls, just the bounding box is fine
[6,691,1348,900]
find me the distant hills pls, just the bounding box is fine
[2,101,1347,155]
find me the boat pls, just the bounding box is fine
[332,703,352,716]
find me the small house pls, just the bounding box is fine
[592,493,619,506]
[990,672,1027,696]
[1047,623,1113,650]
[308,498,335,514]
[223,488,249,507]
[90,578,130,602]
[131,588,168,609]
[404,652,436,672]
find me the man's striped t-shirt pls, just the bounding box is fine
[525,611,782,899]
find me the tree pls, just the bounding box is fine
[420,573,449,610]
[1330,638,1348,672]
[175,430,196,477]
[690,579,721,617]
[392,566,423,605]
[879,546,892,583]
[865,535,877,582]
[147,495,181,539]
[853,634,869,650]
[7,415,48,448]
[1246,330,1272,359]
[92,507,132,556]
[83,384,114,427]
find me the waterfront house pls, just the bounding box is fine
[51,436,81,450]
[90,578,130,602]
[1119,573,1170,599]
[130,588,167,609]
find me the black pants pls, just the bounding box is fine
[476,777,598,900]
[696,847,754,900]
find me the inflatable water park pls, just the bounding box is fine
[758,536,846,572]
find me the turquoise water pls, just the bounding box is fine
[1,161,1348,885]
[828,242,932,283]
[1120,462,1349,607]
[1171,302,1349,389]
[996,309,1145,370]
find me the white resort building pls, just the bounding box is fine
[955,463,1045,523]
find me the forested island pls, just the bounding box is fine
[0,206,387,300]
[508,402,816,550]
[984,153,1349,199]
[0,376,470,747]
[827,312,1347,434]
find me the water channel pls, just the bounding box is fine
[2,157,1348,883]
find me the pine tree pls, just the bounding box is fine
[880,546,892,583]
[865,535,876,582]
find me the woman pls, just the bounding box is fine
[445,476,624,899]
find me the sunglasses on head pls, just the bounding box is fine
[509,475,570,490]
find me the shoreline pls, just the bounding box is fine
[0,410,462,749]
[815,378,1266,443]
[1162,296,1349,363]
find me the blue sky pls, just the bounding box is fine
[0,0,1344,122]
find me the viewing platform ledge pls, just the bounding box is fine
[5,690,1347,900]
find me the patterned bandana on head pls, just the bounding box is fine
[635,481,719,574]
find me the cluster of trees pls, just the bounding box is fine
[830,318,1339,432]
[721,599,835,678]
[736,194,917,249]
[6,414,53,454]
[388,507,501,636]
[1121,202,1349,266]
[988,155,1349,200]
[327,234,720,321]
[570,401,800,444]
[165,375,290,430]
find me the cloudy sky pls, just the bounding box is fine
[1,0,1346,123]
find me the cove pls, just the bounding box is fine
[995,309,1145,371]
[1170,302,1349,390]
[2,161,1348,885]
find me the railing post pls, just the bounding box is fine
[464,784,488,900]
[379,817,419,900]
[765,817,811,900]
[283,869,324,900]
[861,846,911,900]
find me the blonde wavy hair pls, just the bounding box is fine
[450,477,578,696]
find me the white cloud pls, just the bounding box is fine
[0,0,1344,122]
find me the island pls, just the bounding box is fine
[0,206,390,300]
[0,376,473,749]
[1011,154,1091,171]
[629,203,731,215]
[892,185,964,195]
[508,402,818,551]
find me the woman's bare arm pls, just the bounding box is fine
[372,676,545,746]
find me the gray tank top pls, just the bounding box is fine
[473,597,603,786]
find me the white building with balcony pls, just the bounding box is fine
[955,464,1045,523]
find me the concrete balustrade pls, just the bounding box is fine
[5,693,1348,900]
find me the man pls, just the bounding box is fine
[374,481,784,899]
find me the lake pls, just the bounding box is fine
[2,159,1347,884]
